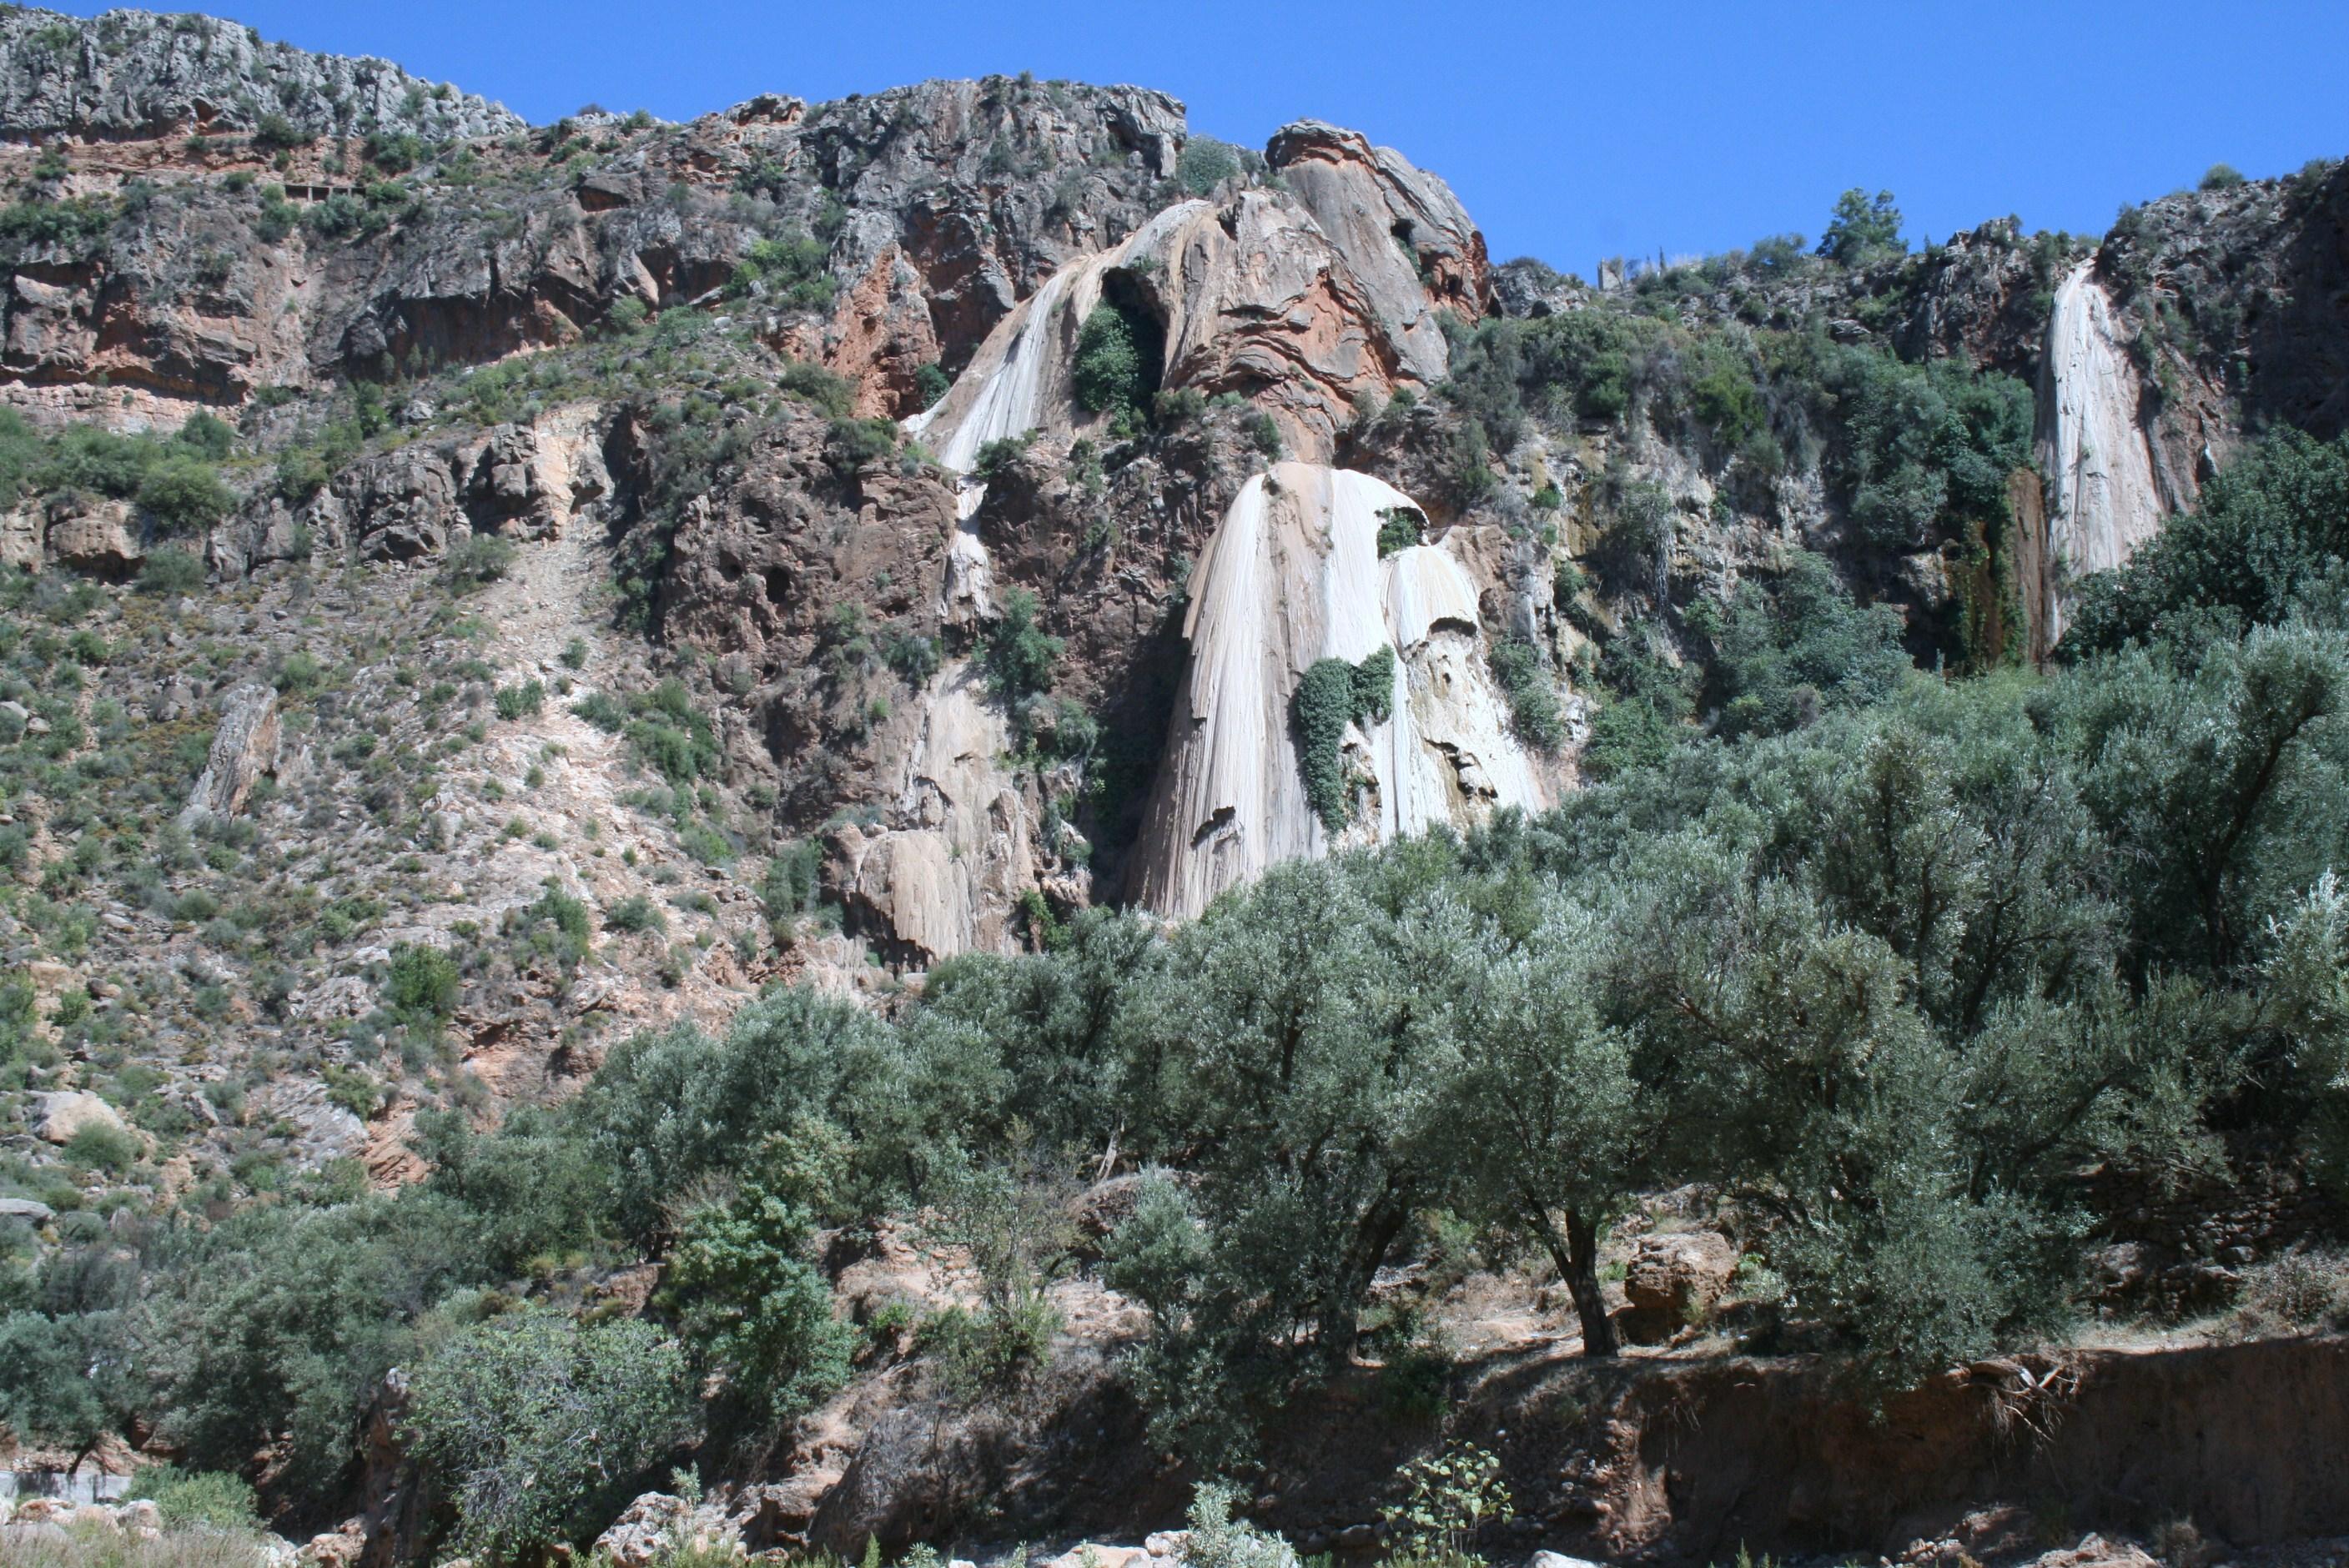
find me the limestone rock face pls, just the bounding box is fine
[1130,462,1546,921]
[2033,260,2186,647]
[802,78,1186,367]
[0,8,525,142]
[462,409,611,540]
[914,176,1485,469]
[176,681,279,828]
[833,665,1043,965]
[1265,119,1492,378]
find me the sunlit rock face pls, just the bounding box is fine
[907,126,1493,471]
[1130,462,1542,922]
[2032,259,2181,648]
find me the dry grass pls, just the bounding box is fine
[2,1523,275,1568]
[2230,1249,2349,1337]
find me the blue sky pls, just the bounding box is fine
[52,0,2349,277]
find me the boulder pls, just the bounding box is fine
[1043,1547,1150,1568]
[176,682,280,829]
[339,447,463,563]
[1530,1553,1607,1568]
[591,1491,740,1566]
[1616,1229,1738,1344]
[593,1494,692,1568]
[0,1195,55,1223]
[298,1520,366,1567]
[32,1088,128,1146]
[44,500,145,580]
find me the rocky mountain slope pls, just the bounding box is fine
[0,6,2346,1565]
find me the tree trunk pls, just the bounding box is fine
[1529,1200,1617,1358]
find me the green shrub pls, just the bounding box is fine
[777,360,853,416]
[1177,136,1243,196]
[272,650,323,693]
[973,430,1034,480]
[1293,646,1396,832]
[2200,163,2247,191]
[1817,188,1905,266]
[405,1310,695,1560]
[251,113,311,153]
[173,414,235,461]
[127,1466,262,1532]
[442,534,517,592]
[64,1119,137,1173]
[2065,429,2349,656]
[728,231,835,310]
[506,882,592,971]
[385,943,460,1023]
[761,842,827,922]
[1487,636,1564,751]
[663,1142,855,1424]
[881,629,940,687]
[913,362,952,408]
[138,547,206,596]
[679,819,735,866]
[495,680,546,721]
[605,895,666,935]
[136,457,234,533]
[983,589,1062,713]
[826,418,898,470]
[1074,303,1154,418]
[1376,506,1421,556]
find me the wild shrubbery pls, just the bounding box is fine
[1292,646,1396,831]
[0,410,239,532]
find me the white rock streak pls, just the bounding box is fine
[1132,463,1545,920]
[2035,260,2171,646]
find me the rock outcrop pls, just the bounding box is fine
[31,1088,128,1144]
[0,8,524,143]
[2032,259,2182,648]
[176,681,279,828]
[1264,118,1492,374]
[1131,462,1545,921]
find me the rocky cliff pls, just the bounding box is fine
[0,0,2336,1376]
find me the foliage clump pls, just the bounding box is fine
[1293,646,1396,832]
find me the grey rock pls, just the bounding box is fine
[0,7,525,143]
[0,1196,54,1223]
[338,446,462,562]
[176,681,279,829]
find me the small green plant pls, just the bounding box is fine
[1379,1440,1514,1565]
[973,429,1035,480]
[138,547,206,596]
[442,534,518,592]
[1376,507,1423,557]
[126,1466,262,1531]
[1180,1482,1295,1568]
[1074,302,1153,419]
[605,894,666,935]
[1177,136,1244,196]
[1292,646,1396,832]
[385,942,460,1023]
[495,680,546,721]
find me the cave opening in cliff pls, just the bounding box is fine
[1093,269,1167,408]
